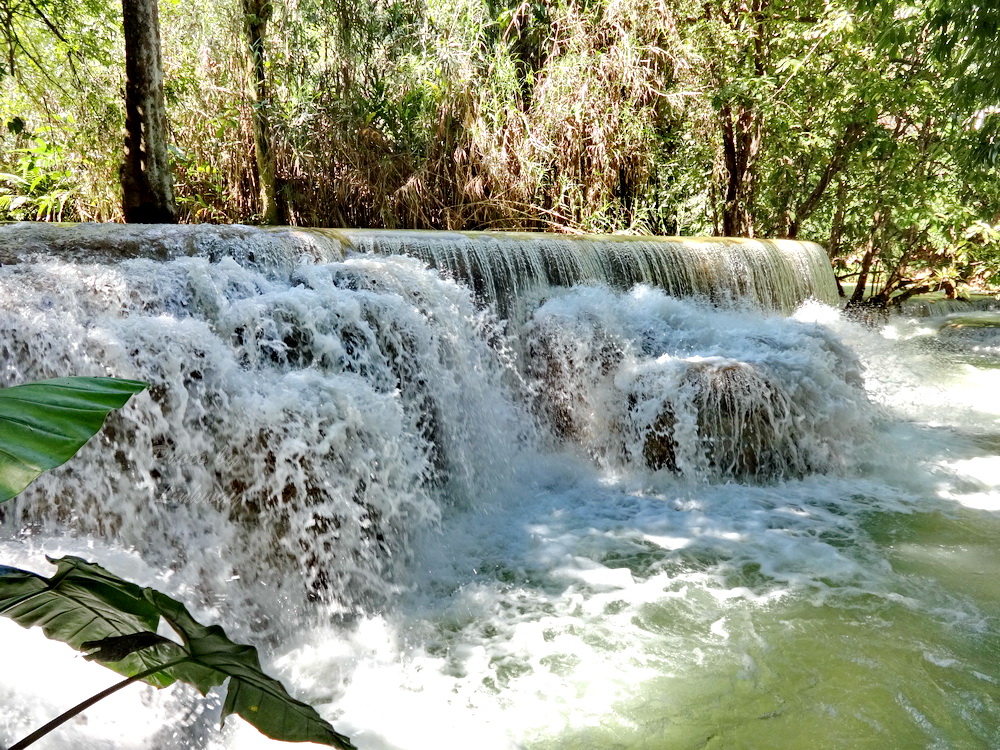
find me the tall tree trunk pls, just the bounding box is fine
[243,0,281,225]
[715,0,767,238]
[120,0,176,223]
[719,102,760,237]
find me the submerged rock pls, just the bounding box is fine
[525,287,869,484]
[636,359,801,480]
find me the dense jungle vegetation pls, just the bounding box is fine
[0,0,997,303]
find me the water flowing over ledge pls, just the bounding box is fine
[10,222,999,750]
[336,229,839,315]
[0,223,838,314]
[0,220,860,609]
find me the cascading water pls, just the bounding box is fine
[0,224,839,316]
[336,229,839,319]
[521,286,866,482]
[0,224,998,749]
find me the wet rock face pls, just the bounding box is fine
[525,289,870,484]
[635,359,803,481]
[525,317,623,446]
[640,406,677,472]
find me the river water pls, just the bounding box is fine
[0,244,998,749]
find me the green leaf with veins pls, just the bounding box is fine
[0,376,148,503]
[0,556,356,748]
[0,556,181,687]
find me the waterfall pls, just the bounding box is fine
[2,222,997,750]
[0,224,838,314]
[0,235,526,612]
[304,228,838,317]
[0,221,855,610]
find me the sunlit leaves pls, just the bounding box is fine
[0,377,148,503]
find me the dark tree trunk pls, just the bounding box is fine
[120,0,176,223]
[848,210,888,307]
[716,0,768,238]
[719,101,760,237]
[243,0,282,225]
[828,176,848,296]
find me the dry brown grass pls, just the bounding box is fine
[224,0,691,231]
[1,0,694,231]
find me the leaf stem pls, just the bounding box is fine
[9,658,190,750]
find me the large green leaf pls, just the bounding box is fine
[0,556,182,687]
[146,589,356,748]
[0,376,148,503]
[0,556,356,748]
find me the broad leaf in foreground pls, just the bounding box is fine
[0,556,355,748]
[146,589,355,748]
[0,376,148,502]
[0,556,182,687]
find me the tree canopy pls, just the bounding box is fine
[0,0,997,302]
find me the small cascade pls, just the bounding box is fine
[899,295,1000,318]
[0,222,343,266]
[890,308,1000,366]
[523,286,868,483]
[337,228,840,316]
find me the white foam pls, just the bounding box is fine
[2,244,1000,748]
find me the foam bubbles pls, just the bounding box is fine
[2,239,1000,749]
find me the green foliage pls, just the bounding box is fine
[0,376,148,503]
[0,377,355,746]
[0,0,998,291]
[0,133,78,220]
[929,0,1000,108]
[0,557,356,748]
[0,557,178,687]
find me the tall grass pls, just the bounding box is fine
[1,0,996,306]
[3,0,703,231]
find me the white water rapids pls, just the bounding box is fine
[0,226,998,749]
